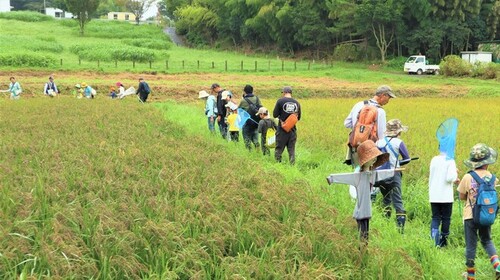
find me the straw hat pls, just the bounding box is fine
[385,119,408,137]
[81,82,87,88]
[464,143,497,169]
[198,90,209,99]
[358,140,389,169]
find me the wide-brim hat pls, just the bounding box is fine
[81,82,87,87]
[358,140,389,169]
[464,143,497,169]
[221,90,232,99]
[198,90,209,99]
[385,119,408,137]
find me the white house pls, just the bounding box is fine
[45,7,73,19]
[0,0,11,12]
[461,51,493,64]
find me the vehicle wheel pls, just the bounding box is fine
[416,69,423,75]
[434,70,439,75]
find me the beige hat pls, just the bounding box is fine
[256,107,269,116]
[358,140,389,169]
[376,85,396,98]
[385,119,408,137]
[198,90,209,99]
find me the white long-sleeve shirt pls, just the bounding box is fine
[344,99,386,140]
[429,153,458,203]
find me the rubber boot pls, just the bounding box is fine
[439,232,449,247]
[431,227,440,247]
[396,212,406,234]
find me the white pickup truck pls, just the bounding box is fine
[404,55,440,75]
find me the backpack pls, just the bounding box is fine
[143,82,151,94]
[349,100,379,148]
[244,96,261,128]
[265,123,276,148]
[469,171,498,226]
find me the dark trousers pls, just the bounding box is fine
[464,219,497,265]
[217,118,228,140]
[139,92,149,102]
[229,131,239,142]
[431,202,453,246]
[274,129,297,164]
[375,171,405,214]
[357,218,370,241]
[242,125,259,150]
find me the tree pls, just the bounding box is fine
[64,0,101,36]
[126,0,155,25]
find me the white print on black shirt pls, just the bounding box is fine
[283,102,298,113]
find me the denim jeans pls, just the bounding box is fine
[207,116,215,134]
[464,219,497,265]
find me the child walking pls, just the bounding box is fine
[226,103,239,142]
[457,143,499,280]
[257,107,277,156]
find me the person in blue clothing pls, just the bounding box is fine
[1,76,22,100]
[81,82,96,99]
[373,119,411,233]
[199,90,217,134]
[44,76,59,96]
[137,77,151,103]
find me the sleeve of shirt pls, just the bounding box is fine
[377,108,387,139]
[445,160,458,183]
[257,121,263,133]
[273,100,280,119]
[399,142,410,160]
[326,172,358,185]
[344,102,362,129]
[457,174,471,195]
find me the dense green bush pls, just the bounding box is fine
[0,35,63,53]
[383,56,408,70]
[70,44,162,62]
[439,55,472,77]
[333,44,362,62]
[0,11,53,22]
[471,62,500,79]
[85,20,168,40]
[122,38,171,50]
[0,52,56,67]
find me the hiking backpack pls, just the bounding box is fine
[349,100,380,148]
[244,96,261,127]
[469,171,498,226]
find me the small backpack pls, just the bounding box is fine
[143,82,151,94]
[265,125,276,148]
[469,171,498,226]
[349,100,379,148]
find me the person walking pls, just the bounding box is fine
[199,90,217,134]
[137,78,151,103]
[374,119,411,233]
[344,85,395,167]
[238,84,262,151]
[257,107,277,156]
[457,143,499,280]
[212,83,228,140]
[1,77,22,100]
[273,86,301,165]
[44,76,59,96]
[429,144,459,247]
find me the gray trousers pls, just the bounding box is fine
[464,219,497,266]
[374,171,405,214]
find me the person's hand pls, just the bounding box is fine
[217,115,221,122]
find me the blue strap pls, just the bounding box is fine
[384,136,398,158]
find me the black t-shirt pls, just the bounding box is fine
[273,97,301,123]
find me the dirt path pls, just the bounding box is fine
[0,71,474,101]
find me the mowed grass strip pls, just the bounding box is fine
[0,98,424,278]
